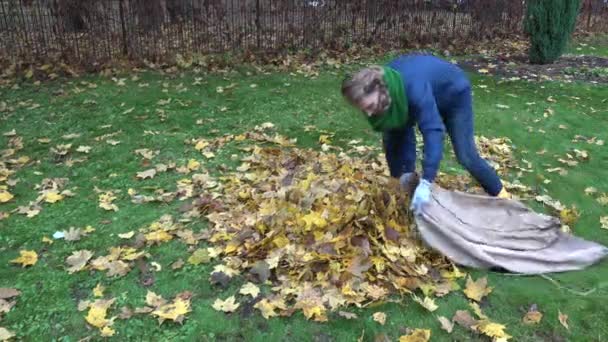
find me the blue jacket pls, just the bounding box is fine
[386,54,472,182]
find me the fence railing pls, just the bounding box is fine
[1,0,607,65]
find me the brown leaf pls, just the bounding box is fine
[452,310,477,330]
[118,306,134,320]
[249,261,270,283]
[66,250,94,274]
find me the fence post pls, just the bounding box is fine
[119,0,128,56]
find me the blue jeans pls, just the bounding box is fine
[382,88,503,196]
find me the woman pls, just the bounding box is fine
[341,54,510,215]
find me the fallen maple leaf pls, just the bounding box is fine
[171,259,185,270]
[0,327,15,341]
[399,329,431,342]
[474,320,511,341]
[100,326,115,337]
[152,297,191,324]
[412,295,438,312]
[239,282,260,299]
[43,191,64,203]
[66,250,93,273]
[93,284,105,298]
[600,216,608,230]
[85,298,115,328]
[254,298,279,319]
[584,187,597,195]
[10,250,38,267]
[452,310,477,330]
[146,291,167,308]
[187,248,210,265]
[338,311,358,319]
[463,275,493,302]
[0,191,13,203]
[76,145,92,153]
[137,169,157,180]
[118,231,135,239]
[212,296,240,313]
[372,312,386,325]
[0,289,20,300]
[437,315,454,333]
[558,310,569,329]
[63,227,86,241]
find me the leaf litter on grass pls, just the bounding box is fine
[139,125,528,340]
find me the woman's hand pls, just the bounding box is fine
[411,179,432,215]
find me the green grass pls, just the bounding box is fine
[568,34,608,57]
[1,63,607,342]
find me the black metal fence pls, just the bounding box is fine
[1,0,607,65]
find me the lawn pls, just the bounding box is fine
[1,52,607,341]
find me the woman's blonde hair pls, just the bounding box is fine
[341,65,391,113]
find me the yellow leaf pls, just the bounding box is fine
[194,139,210,150]
[412,295,438,312]
[372,312,386,325]
[522,310,542,325]
[100,326,115,337]
[42,236,53,244]
[187,249,210,265]
[478,68,489,74]
[558,310,569,330]
[239,282,260,298]
[212,296,240,313]
[202,151,215,159]
[469,302,488,320]
[0,327,16,340]
[399,329,431,342]
[10,250,38,267]
[254,298,278,319]
[600,216,608,230]
[85,299,114,328]
[145,231,173,243]
[474,320,511,340]
[118,231,135,239]
[301,211,327,230]
[463,275,493,302]
[559,208,579,226]
[43,191,64,203]
[272,234,289,248]
[0,191,14,203]
[93,284,105,298]
[318,135,332,144]
[187,159,200,171]
[152,297,191,323]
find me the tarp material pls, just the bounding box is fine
[415,185,608,274]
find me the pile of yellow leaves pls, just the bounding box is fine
[190,143,480,322]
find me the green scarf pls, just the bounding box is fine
[366,66,408,132]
